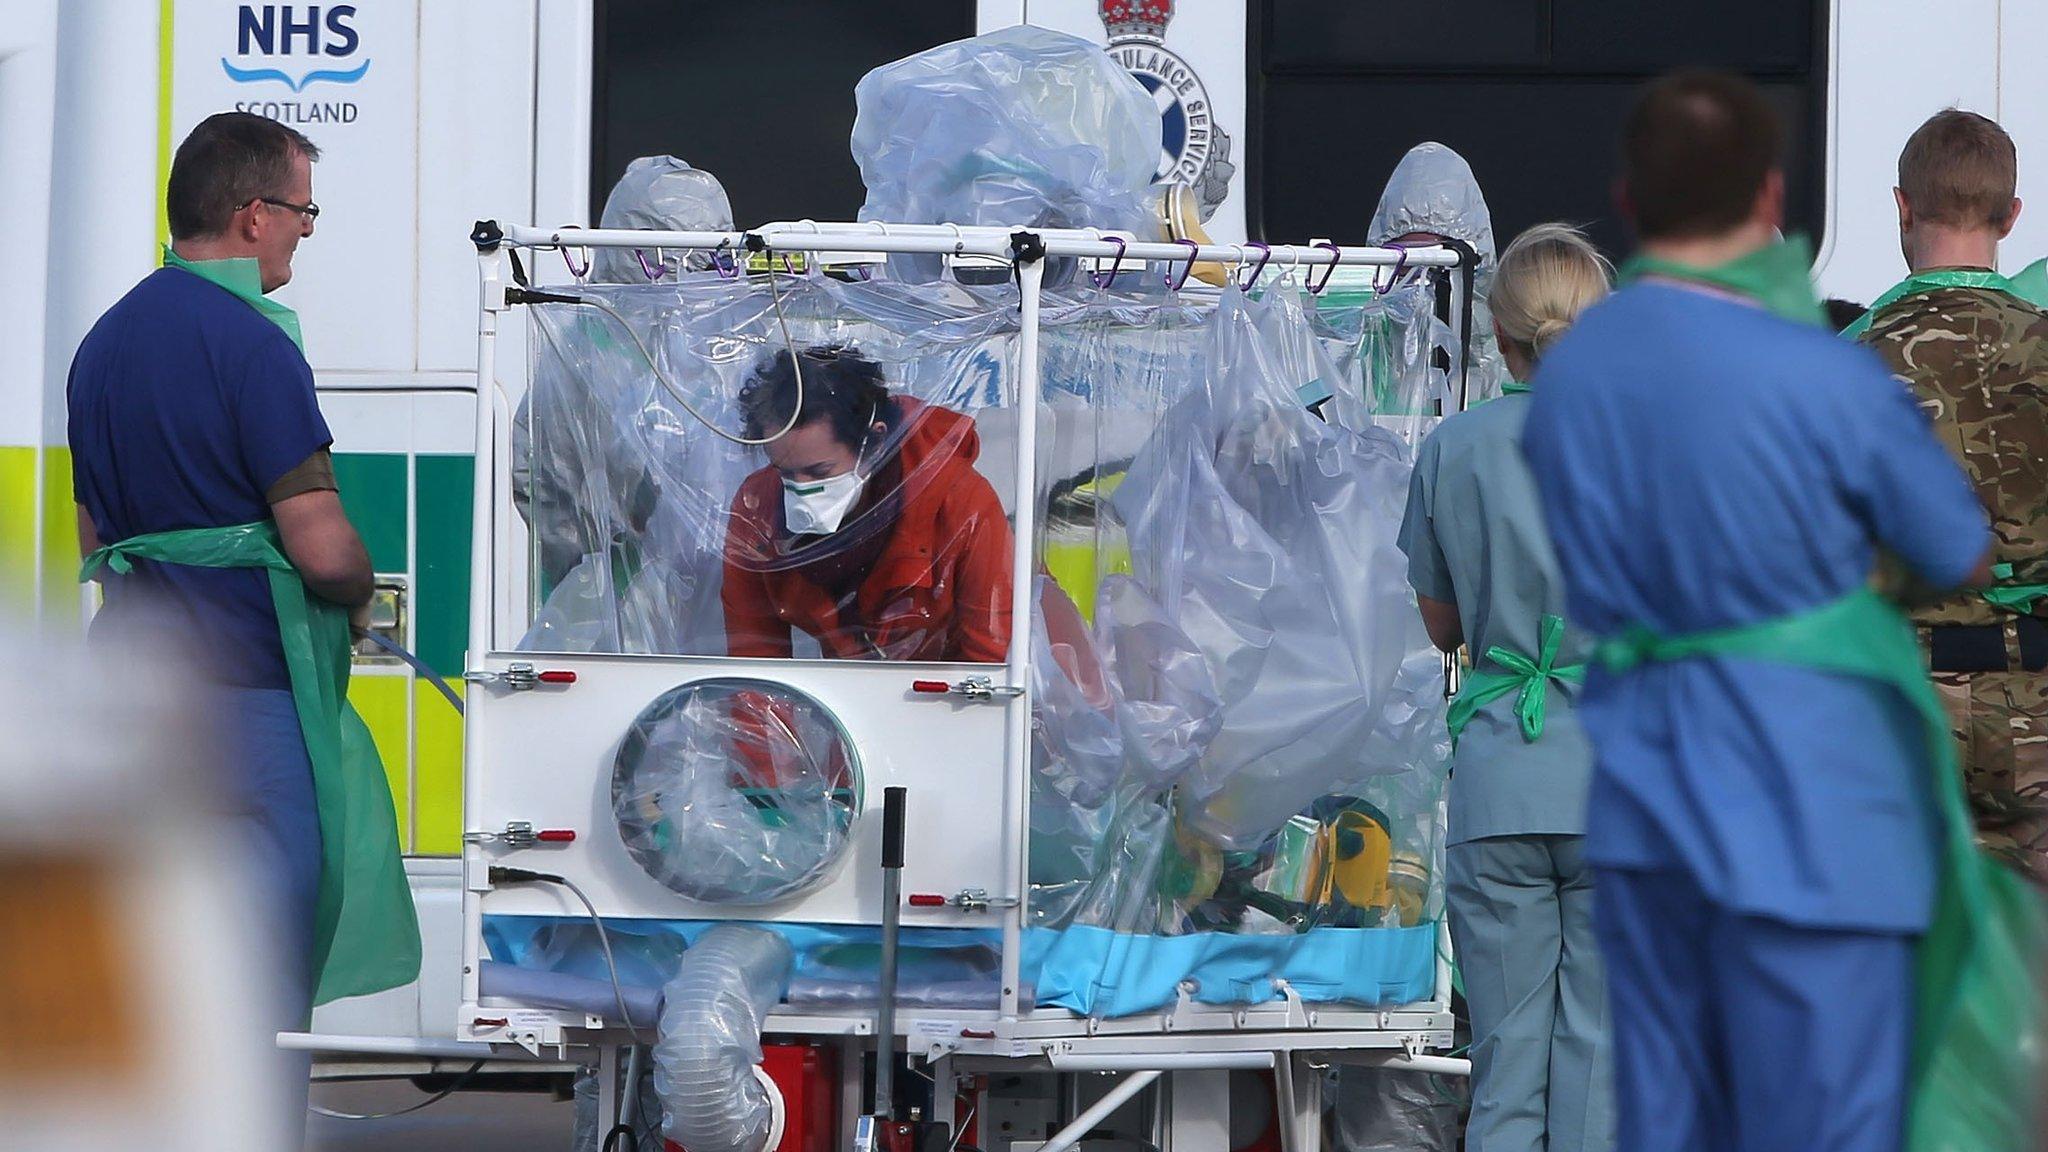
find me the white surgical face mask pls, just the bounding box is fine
[782,468,865,536]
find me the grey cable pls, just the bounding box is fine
[570,251,809,448]
[554,873,651,1047]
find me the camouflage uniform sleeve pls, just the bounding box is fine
[1861,290,2048,626]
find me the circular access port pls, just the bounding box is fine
[612,677,861,905]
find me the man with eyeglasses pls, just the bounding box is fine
[65,110,415,1143]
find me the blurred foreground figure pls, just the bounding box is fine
[1521,71,2041,1152]
[0,625,293,1151]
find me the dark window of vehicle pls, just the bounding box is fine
[1247,0,1830,257]
[591,0,976,225]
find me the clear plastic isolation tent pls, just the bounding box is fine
[470,220,1471,1021]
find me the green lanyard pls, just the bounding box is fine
[1617,235,1827,327]
[1446,613,1585,746]
[160,244,305,350]
[1593,587,2045,1152]
[1841,266,2048,339]
[82,521,420,1007]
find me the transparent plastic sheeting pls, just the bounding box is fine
[512,266,1453,1014]
[612,678,860,905]
[851,24,1161,282]
[511,154,734,586]
[1368,142,1509,406]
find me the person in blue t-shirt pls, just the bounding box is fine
[67,112,373,1125]
[1521,73,1992,1152]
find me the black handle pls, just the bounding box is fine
[882,786,907,869]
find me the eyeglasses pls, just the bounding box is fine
[241,196,321,222]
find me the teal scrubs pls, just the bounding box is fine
[1399,392,1613,1152]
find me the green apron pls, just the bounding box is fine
[161,245,305,350]
[1596,587,2045,1151]
[1841,265,2048,340]
[82,522,421,1005]
[1446,612,1585,748]
[1618,235,1828,327]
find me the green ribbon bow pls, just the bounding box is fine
[1618,234,1827,327]
[1446,613,1585,746]
[1842,265,2048,339]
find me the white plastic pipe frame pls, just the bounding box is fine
[465,220,1469,1029]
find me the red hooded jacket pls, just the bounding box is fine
[722,398,1014,663]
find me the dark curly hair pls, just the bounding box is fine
[738,344,895,447]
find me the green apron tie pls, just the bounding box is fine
[1841,266,2048,340]
[1446,613,1585,746]
[83,521,420,1006]
[1593,587,2045,1152]
[1980,562,2048,614]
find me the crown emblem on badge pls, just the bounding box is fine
[1100,0,1172,41]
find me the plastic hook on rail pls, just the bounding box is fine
[1308,242,1342,296]
[711,238,739,280]
[1238,242,1272,292]
[1167,238,1201,292]
[635,249,669,282]
[1091,235,1128,289]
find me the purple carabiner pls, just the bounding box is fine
[560,245,590,280]
[634,249,670,282]
[1375,242,1412,293]
[1308,242,1341,296]
[1167,238,1201,292]
[710,245,740,280]
[1091,235,1129,289]
[1238,242,1273,292]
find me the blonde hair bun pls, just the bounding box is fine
[1530,316,1575,356]
[1490,223,1612,367]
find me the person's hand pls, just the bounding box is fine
[349,600,372,634]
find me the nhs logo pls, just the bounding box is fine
[221,5,370,92]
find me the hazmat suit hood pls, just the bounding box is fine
[592,155,736,281]
[1368,142,1508,404]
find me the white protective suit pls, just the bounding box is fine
[514,157,736,649]
[1367,143,1509,407]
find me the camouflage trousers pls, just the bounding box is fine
[1932,670,2048,887]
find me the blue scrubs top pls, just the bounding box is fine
[68,266,331,690]
[1400,393,1595,845]
[1521,282,1989,932]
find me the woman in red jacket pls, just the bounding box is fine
[722,344,1014,663]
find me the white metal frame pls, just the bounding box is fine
[461,221,1471,1142]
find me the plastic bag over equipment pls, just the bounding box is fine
[851,23,1161,281]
